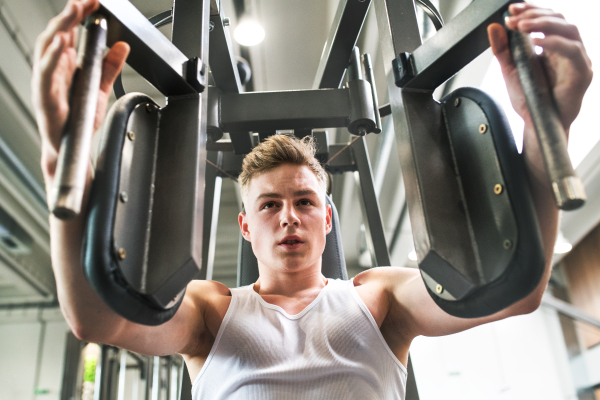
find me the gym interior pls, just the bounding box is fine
[0,0,599,398]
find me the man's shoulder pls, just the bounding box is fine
[186,279,232,304]
[353,266,419,288]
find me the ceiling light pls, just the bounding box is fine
[234,18,265,46]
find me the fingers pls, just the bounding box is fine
[488,23,508,59]
[509,16,581,42]
[34,1,79,63]
[488,23,517,76]
[37,34,69,97]
[92,42,130,132]
[34,0,99,65]
[99,42,130,94]
[507,2,539,16]
[504,5,581,40]
[533,35,593,75]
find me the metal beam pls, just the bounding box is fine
[313,0,372,89]
[219,89,352,132]
[404,0,518,90]
[353,137,391,267]
[201,151,223,281]
[209,13,243,93]
[172,0,210,60]
[99,0,195,96]
[542,293,600,330]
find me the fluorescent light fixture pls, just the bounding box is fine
[234,18,265,46]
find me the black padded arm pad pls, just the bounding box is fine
[431,87,545,318]
[83,93,184,326]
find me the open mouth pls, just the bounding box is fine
[279,237,303,246]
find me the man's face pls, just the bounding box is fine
[239,164,332,274]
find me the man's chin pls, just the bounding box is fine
[276,257,319,273]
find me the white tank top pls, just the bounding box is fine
[191,279,407,399]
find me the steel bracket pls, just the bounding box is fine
[392,52,414,88]
[185,57,207,92]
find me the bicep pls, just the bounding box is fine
[388,267,530,340]
[101,283,209,357]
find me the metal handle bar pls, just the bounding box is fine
[50,15,107,219]
[505,14,586,211]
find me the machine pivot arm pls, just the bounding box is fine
[208,84,376,136]
[98,0,197,96]
[395,0,519,90]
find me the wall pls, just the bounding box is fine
[563,222,600,349]
[0,307,70,400]
[410,306,577,400]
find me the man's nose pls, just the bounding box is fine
[280,204,300,228]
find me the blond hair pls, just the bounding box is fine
[239,135,327,202]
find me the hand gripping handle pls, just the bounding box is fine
[50,15,108,220]
[505,12,586,211]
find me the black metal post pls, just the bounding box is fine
[201,151,223,280]
[352,137,391,267]
[313,0,372,89]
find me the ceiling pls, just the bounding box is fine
[0,0,598,305]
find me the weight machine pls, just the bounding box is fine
[49,0,585,397]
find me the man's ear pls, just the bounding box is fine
[325,204,332,235]
[239,212,251,242]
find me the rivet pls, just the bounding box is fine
[479,124,487,134]
[494,184,503,195]
[120,191,128,203]
[127,131,135,141]
[436,284,443,294]
[503,240,512,250]
[223,17,230,26]
[454,98,461,107]
[209,21,214,31]
[117,248,127,260]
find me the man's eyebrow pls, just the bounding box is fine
[256,192,282,200]
[256,189,318,200]
[294,189,318,197]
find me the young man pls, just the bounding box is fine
[32,0,592,398]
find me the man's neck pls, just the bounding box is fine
[254,262,326,298]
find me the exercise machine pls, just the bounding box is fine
[49,0,585,396]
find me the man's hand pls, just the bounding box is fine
[488,2,592,132]
[31,0,129,186]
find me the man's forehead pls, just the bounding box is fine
[247,165,324,200]
[250,165,319,188]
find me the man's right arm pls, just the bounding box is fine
[32,0,211,357]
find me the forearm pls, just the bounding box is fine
[45,157,127,342]
[520,124,563,305]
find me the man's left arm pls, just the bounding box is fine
[368,3,593,346]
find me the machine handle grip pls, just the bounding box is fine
[50,15,107,220]
[505,15,585,211]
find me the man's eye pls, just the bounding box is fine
[299,199,312,206]
[262,202,275,209]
